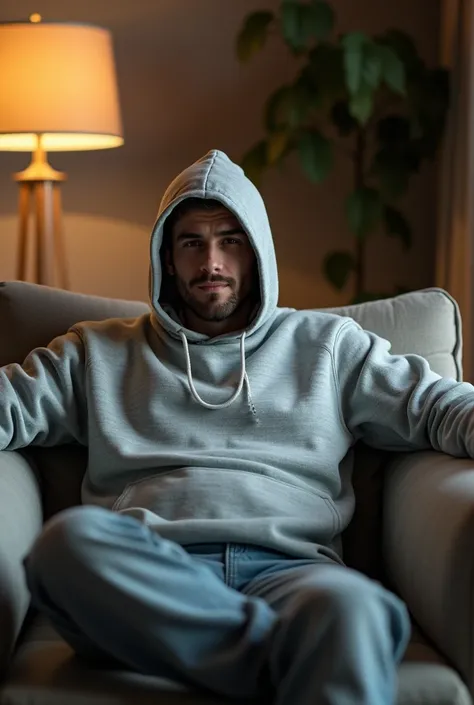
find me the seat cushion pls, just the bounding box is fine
[1,615,470,705]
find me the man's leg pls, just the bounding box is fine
[23,506,277,698]
[243,559,411,705]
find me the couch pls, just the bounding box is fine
[0,281,472,705]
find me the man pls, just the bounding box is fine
[5,149,472,705]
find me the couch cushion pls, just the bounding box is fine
[1,614,470,705]
[320,287,462,381]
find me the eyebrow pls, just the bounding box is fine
[176,227,246,243]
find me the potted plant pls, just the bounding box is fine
[236,0,450,303]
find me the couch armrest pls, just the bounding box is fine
[383,450,474,693]
[0,450,43,676]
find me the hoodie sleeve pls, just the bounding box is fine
[0,328,88,451]
[334,319,474,457]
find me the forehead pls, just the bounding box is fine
[172,206,243,234]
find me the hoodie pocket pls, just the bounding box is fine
[112,467,340,544]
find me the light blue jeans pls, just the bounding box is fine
[23,506,410,705]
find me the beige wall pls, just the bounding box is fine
[0,0,440,307]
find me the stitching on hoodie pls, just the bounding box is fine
[203,151,218,195]
[323,496,341,535]
[112,466,338,512]
[331,320,359,441]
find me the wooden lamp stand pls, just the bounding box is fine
[14,136,69,289]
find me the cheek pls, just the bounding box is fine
[173,255,194,281]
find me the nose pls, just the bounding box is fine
[200,242,223,274]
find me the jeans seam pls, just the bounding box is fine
[229,544,238,589]
[224,544,232,587]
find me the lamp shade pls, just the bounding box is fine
[0,20,124,151]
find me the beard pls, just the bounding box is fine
[175,274,249,322]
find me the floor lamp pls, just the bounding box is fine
[0,15,124,289]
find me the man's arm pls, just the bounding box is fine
[334,319,474,457]
[0,328,88,450]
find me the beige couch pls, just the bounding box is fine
[0,281,472,705]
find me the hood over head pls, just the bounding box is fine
[149,149,279,343]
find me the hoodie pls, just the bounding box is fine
[1,149,474,563]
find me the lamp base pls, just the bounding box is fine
[14,139,69,289]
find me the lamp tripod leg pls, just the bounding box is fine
[17,183,30,281]
[34,181,56,287]
[53,185,69,290]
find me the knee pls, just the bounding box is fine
[24,506,114,580]
[289,571,409,632]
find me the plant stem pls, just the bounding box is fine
[354,127,366,299]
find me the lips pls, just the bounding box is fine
[197,283,228,291]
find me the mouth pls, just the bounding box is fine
[197,283,228,292]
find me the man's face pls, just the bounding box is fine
[166,205,258,323]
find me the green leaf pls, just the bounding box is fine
[377,29,423,80]
[280,1,335,50]
[308,1,335,41]
[265,86,294,131]
[267,129,291,164]
[384,206,412,250]
[341,32,368,94]
[362,42,383,90]
[324,251,356,290]
[240,141,268,186]
[236,11,274,62]
[330,101,358,136]
[348,85,374,125]
[346,188,383,238]
[281,1,304,50]
[264,80,316,131]
[298,129,334,182]
[378,44,406,94]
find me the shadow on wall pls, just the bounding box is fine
[0,214,151,302]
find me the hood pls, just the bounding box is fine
[148,149,279,343]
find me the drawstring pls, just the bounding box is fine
[179,330,260,422]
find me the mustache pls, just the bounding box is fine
[190,275,234,287]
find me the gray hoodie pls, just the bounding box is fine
[1,149,474,563]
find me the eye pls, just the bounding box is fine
[223,238,242,245]
[182,240,201,248]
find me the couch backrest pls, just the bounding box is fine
[0,282,463,578]
[319,287,462,380]
[0,281,149,366]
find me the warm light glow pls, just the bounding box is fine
[0,22,123,152]
[0,133,124,151]
[29,13,42,23]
